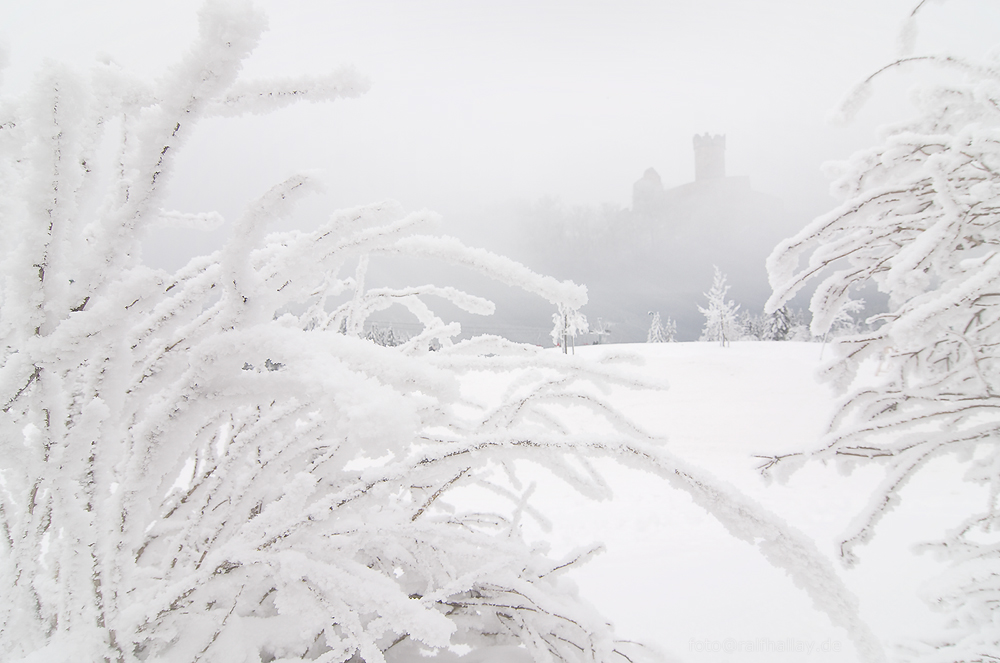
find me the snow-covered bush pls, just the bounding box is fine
[0,5,616,661]
[0,3,888,662]
[766,10,1000,659]
[697,266,740,346]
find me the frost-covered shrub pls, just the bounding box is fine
[766,10,1000,659]
[0,3,886,663]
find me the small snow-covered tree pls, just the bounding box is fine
[663,315,677,342]
[0,3,891,663]
[646,311,675,343]
[765,305,793,341]
[550,307,588,353]
[698,266,740,346]
[766,7,1000,659]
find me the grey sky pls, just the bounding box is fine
[4,0,998,267]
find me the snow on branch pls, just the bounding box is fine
[0,3,884,663]
[153,209,226,231]
[391,234,588,311]
[206,67,371,116]
[767,13,1000,659]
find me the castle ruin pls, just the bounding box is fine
[693,133,725,180]
[631,133,752,217]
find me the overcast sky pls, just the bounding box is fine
[4,0,999,262]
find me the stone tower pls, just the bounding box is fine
[693,133,726,180]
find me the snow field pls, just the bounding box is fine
[454,342,983,662]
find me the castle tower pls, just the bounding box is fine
[693,133,725,181]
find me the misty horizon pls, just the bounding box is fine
[5,0,997,342]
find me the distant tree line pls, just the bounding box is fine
[644,267,871,345]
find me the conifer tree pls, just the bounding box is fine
[646,312,675,343]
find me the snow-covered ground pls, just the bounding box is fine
[509,342,982,662]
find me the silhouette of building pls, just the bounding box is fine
[693,133,726,180]
[632,133,762,218]
[481,134,794,343]
[618,134,787,340]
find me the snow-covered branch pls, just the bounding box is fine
[0,3,883,663]
[767,13,1000,659]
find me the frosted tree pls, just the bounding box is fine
[550,307,588,353]
[0,3,890,663]
[364,323,407,348]
[646,312,675,343]
[733,311,763,342]
[662,315,677,342]
[765,305,793,341]
[766,6,1000,659]
[698,266,740,346]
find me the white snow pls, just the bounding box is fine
[503,341,982,663]
[2,2,989,659]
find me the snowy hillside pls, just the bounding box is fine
[516,342,983,663]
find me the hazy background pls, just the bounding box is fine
[5,0,999,341]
